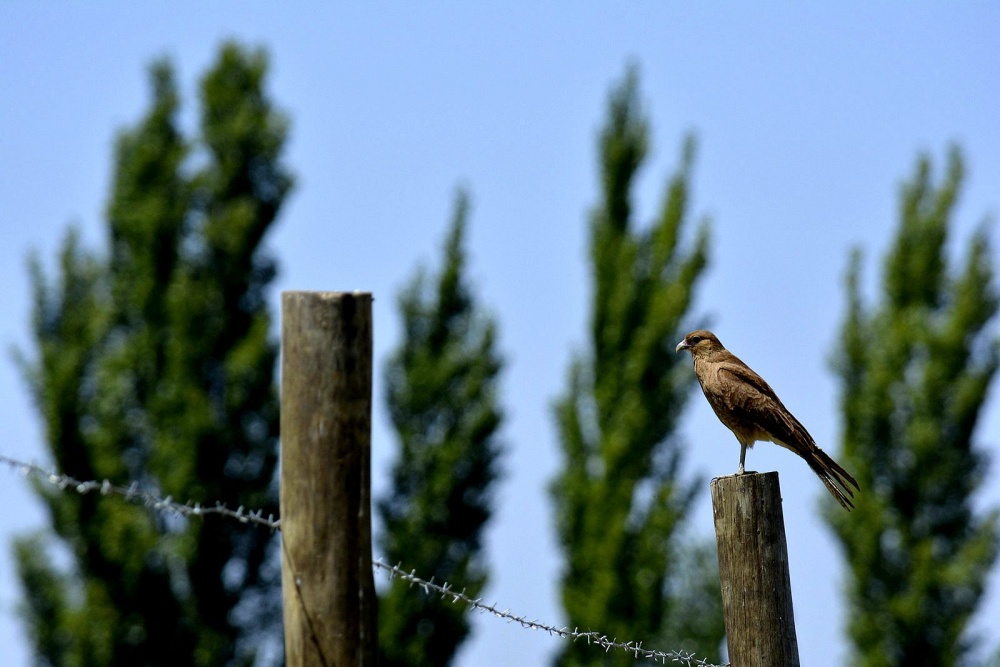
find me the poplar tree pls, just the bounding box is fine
[551,67,723,666]
[377,190,505,667]
[829,146,1000,667]
[14,42,292,667]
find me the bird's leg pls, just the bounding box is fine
[737,443,747,475]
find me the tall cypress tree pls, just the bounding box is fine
[550,67,723,667]
[377,189,505,667]
[14,42,292,667]
[829,146,1000,667]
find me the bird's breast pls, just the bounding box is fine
[694,359,767,446]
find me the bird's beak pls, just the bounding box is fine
[675,340,690,353]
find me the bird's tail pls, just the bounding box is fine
[806,447,860,511]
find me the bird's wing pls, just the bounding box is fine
[717,359,860,510]
[715,360,809,451]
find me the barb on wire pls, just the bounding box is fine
[372,560,728,667]
[1,451,726,666]
[0,453,281,531]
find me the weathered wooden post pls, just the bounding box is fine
[711,471,799,667]
[280,291,377,667]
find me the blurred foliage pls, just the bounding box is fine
[829,146,1000,667]
[377,190,505,666]
[14,41,292,667]
[550,66,724,666]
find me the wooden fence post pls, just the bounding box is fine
[711,471,800,667]
[280,291,377,667]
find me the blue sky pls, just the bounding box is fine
[2,4,998,665]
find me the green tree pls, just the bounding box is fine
[550,67,723,666]
[829,146,1000,667]
[14,42,292,667]
[377,190,505,667]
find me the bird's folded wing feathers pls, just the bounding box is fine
[717,363,812,452]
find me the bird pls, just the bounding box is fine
[675,329,859,510]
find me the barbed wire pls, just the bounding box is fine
[1,451,727,666]
[372,559,727,666]
[0,453,281,531]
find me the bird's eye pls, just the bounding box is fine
[689,335,702,344]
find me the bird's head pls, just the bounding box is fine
[675,330,725,357]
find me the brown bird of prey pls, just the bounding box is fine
[676,329,859,510]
